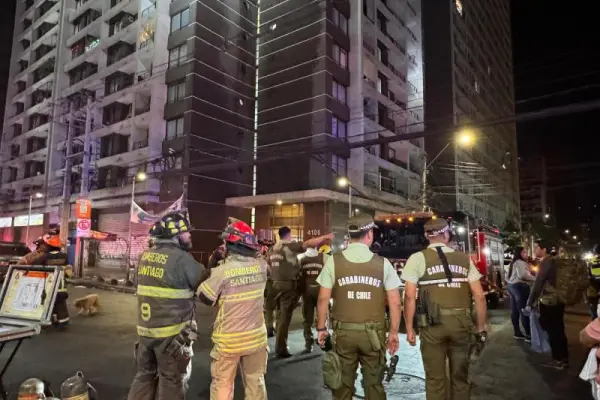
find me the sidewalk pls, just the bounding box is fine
[68,266,134,294]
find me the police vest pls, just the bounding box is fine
[331,254,386,324]
[136,245,195,339]
[590,257,600,280]
[268,243,302,281]
[300,253,324,287]
[419,247,471,310]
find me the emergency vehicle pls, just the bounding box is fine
[371,211,504,308]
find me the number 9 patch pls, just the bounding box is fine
[140,303,152,321]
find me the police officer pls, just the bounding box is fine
[268,226,333,357]
[18,229,70,328]
[198,218,269,399]
[128,210,207,400]
[401,218,487,400]
[316,215,401,400]
[587,244,600,319]
[298,245,328,353]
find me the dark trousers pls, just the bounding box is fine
[588,296,599,320]
[53,291,70,326]
[507,283,531,336]
[539,303,569,363]
[128,339,190,400]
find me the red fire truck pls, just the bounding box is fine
[372,211,504,308]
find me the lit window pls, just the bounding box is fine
[332,81,347,104]
[455,0,463,16]
[474,80,480,93]
[332,44,348,69]
[332,8,348,34]
[331,116,347,139]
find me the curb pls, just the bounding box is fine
[67,278,136,294]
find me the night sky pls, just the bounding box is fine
[512,0,600,241]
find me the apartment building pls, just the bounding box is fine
[422,0,520,227]
[225,0,425,244]
[0,0,168,264]
[0,2,17,125]
[519,155,548,221]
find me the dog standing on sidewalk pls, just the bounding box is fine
[74,294,100,316]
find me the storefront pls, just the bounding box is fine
[0,213,45,249]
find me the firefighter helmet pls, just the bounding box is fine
[35,229,62,248]
[221,217,259,250]
[149,210,192,239]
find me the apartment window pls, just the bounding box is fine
[332,155,347,176]
[167,81,186,103]
[332,44,347,69]
[455,0,464,16]
[331,116,347,140]
[166,117,184,139]
[171,8,190,32]
[332,81,347,104]
[332,8,348,34]
[168,45,188,68]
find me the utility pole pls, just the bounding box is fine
[74,96,93,278]
[60,102,75,251]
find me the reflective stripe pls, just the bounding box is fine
[212,326,265,338]
[199,281,216,298]
[419,277,469,286]
[137,321,189,338]
[220,289,263,303]
[591,268,600,276]
[137,285,193,299]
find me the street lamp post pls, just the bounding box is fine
[126,171,147,282]
[25,192,43,244]
[337,177,352,218]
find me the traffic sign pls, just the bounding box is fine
[77,218,91,238]
[76,198,92,219]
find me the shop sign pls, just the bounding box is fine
[14,214,44,227]
[76,198,92,219]
[0,217,12,228]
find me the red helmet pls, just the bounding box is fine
[221,217,259,250]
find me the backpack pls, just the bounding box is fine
[322,351,342,390]
[547,258,588,306]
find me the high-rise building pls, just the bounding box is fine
[422,0,519,227]
[0,1,17,126]
[0,0,169,264]
[519,155,548,221]
[226,0,425,244]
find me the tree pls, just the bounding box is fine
[522,216,561,247]
[501,219,525,253]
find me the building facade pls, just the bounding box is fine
[226,0,425,246]
[519,155,548,221]
[422,0,520,228]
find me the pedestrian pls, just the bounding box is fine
[316,215,401,400]
[128,210,208,400]
[197,217,268,399]
[587,245,600,320]
[506,246,535,341]
[18,229,70,329]
[298,245,328,353]
[401,218,487,400]
[525,239,569,370]
[268,226,333,357]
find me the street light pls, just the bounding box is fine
[573,235,578,240]
[565,229,570,234]
[544,213,550,219]
[337,177,352,218]
[126,171,148,282]
[422,130,477,211]
[26,192,43,243]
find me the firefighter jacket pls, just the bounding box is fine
[330,253,387,324]
[136,239,207,340]
[300,251,325,288]
[268,240,304,281]
[18,245,68,292]
[418,247,471,310]
[198,253,268,355]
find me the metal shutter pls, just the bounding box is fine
[97,211,150,268]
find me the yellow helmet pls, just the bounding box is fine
[318,244,332,254]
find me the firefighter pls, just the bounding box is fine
[587,244,600,319]
[197,217,268,399]
[268,226,334,357]
[401,218,488,400]
[299,245,327,353]
[18,229,70,328]
[316,215,401,399]
[127,210,208,400]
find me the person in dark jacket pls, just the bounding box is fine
[18,229,69,328]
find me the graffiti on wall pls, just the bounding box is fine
[97,235,149,264]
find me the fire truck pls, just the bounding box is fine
[371,211,504,308]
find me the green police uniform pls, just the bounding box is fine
[317,215,401,400]
[401,218,482,400]
[299,249,325,351]
[267,239,305,356]
[128,228,207,400]
[587,255,600,319]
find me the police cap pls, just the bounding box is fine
[424,218,450,237]
[347,215,377,235]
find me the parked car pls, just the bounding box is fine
[0,241,31,283]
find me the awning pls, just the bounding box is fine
[87,231,118,241]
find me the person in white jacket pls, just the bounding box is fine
[506,246,536,340]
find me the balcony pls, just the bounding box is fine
[67,9,102,48]
[69,0,103,23]
[102,16,137,51]
[32,22,58,49]
[104,0,139,23]
[34,0,60,28]
[65,36,102,72]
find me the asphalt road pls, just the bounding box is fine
[0,287,588,400]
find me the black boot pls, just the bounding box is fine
[267,327,275,338]
[302,341,314,354]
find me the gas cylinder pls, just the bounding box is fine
[17,378,46,399]
[60,371,98,400]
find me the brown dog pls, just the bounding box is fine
[74,294,100,316]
